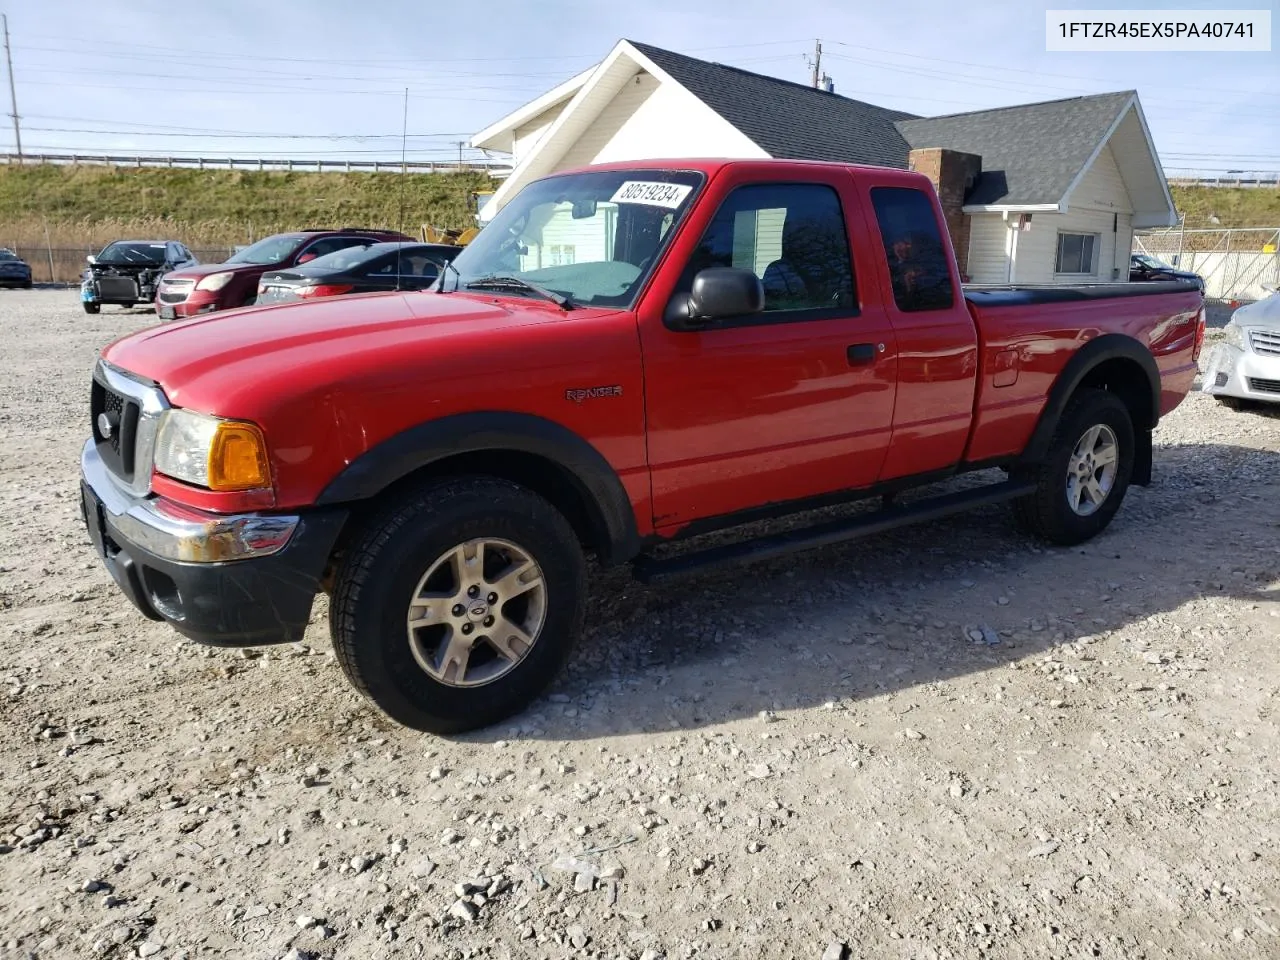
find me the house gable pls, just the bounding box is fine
[897,91,1135,208]
[471,39,1175,236]
[627,41,917,168]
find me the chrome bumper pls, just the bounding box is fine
[1201,342,1280,403]
[81,440,298,563]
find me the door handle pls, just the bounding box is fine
[847,342,883,365]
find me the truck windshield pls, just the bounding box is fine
[447,169,705,308]
[98,242,167,264]
[226,235,305,266]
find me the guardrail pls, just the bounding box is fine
[1,152,512,176]
[1165,169,1280,189]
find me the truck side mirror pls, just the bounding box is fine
[665,267,764,331]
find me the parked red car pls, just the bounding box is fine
[154,228,413,320]
[83,158,1204,734]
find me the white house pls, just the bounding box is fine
[471,39,1178,285]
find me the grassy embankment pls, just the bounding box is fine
[0,164,493,281]
[1,163,1277,281]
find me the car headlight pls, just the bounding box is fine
[154,408,270,491]
[194,271,234,292]
[1222,322,1246,350]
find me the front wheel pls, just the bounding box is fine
[330,477,586,734]
[1013,388,1135,545]
[83,302,100,314]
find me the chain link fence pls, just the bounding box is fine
[3,245,237,285]
[1134,227,1279,302]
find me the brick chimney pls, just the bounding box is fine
[908,148,982,277]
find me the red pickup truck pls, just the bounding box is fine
[80,158,1204,733]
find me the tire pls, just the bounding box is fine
[83,302,100,314]
[330,476,586,734]
[22,279,32,289]
[1013,388,1135,546]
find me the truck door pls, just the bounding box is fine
[637,165,899,530]
[851,177,980,479]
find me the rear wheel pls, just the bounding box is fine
[330,477,586,734]
[83,302,100,314]
[1013,388,1135,545]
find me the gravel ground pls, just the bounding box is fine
[1,290,1277,960]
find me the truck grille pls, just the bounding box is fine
[90,361,169,496]
[1248,377,1280,394]
[97,276,140,301]
[1250,329,1280,356]
[158,278,195,304]
[91,378,139,482]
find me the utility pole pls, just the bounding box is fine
[452,140,466,169]
[3,14,20,159]
[809,38,822,88]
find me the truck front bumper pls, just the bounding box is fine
[79,440,346,646]
[1200,341,1280,403]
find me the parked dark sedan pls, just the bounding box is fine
[82,240,198,313]
[255,242,463,304]
[0,248,33,288]
[1130,253,1205,292]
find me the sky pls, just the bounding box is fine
[2,0,1276,177]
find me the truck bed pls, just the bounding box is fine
[961,279,1204,464]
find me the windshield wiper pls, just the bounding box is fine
[436,258,462,293]
[465,274,574,310]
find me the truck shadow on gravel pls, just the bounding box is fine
[452,441,1280,743]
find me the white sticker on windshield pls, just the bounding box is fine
[609,181,693,209]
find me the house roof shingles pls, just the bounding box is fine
[894,90,1135,205]
[628,41,919,169]
[628,41,1136,208]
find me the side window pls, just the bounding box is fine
[680,183,857,318]
[304,236,368,260]
[362,255,398,277]
[869,187,955,312]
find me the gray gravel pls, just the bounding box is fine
[1,290,1278,959]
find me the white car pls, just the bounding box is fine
[1201,289,1280,406]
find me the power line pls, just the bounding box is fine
[24,126,480,140]
[12,76,528,103]
[826,39,1265,99]
[823,52,1274,120]
[10,144,499,158]
[22,113,473,137]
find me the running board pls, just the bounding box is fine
[631,478,1036,584]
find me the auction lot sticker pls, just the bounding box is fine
[609,181,694,208]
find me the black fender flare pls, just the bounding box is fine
[315,411,641,565]
[1019,334,1160,483]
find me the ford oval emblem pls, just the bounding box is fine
[96,412,114,439]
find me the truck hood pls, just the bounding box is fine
[163,261,258,280]
[101,290,606,415]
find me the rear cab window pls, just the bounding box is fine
[868,186,955,312]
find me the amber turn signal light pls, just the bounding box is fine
[207,421,270,491]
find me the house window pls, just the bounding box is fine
[1055,232,1099,275]
[548,244,576,266]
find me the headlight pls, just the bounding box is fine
[194,271,234,292]
[1222,322,1246,350]
[154,408,270,491]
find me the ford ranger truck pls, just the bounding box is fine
[79,159,1205,734]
